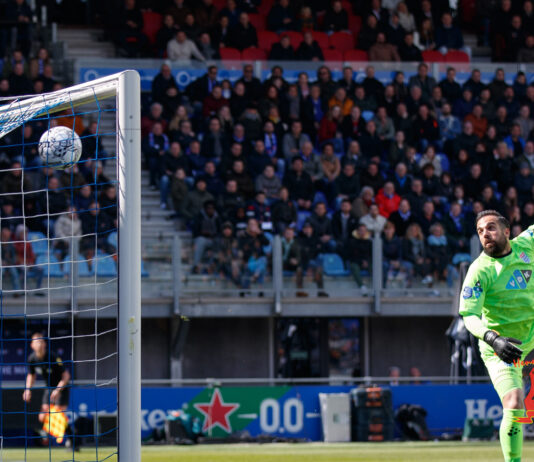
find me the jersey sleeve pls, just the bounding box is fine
[458,260,487,318]
[512,224,534,250]
[27,354,36,375]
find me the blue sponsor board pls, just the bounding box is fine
[69,384,501,441]
[79,66,533,91]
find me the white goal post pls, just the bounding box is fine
[0,70,141,461]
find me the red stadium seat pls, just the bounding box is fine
[258,0,274,15]
[282,31,304,48]
[311,31,329,50]
[344,49,368,61]
[242,47,267,60]
[461,0,476,25]
[258,30,278,52]
[445,50,470,62]
[348,15,362,37]
[329,32,354,52]
[248,13,266,31]
[323,49,343,61]
[219,47,242,60]
[422,50,446,62]
[142,11,163,45]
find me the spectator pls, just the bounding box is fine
[488,68,507,104]
[272,186,297,233]
[374,106,395,146]
[376,182,401,218]
[151,63,181,119]
[211,15,231,48]
[167,30,206,61]
[335,162,360,202]
[166,0,192,27]
[462,68,485,100]
[14,225,43,291]
[412,104,440,151]
[518,35,534,62]
[382,221,405,285]
[202,161,225,197]
[8,62,32,96]
[182,13,202,43]
[439,67,462,103]
[186,65,219,105]
[198,32,220,60]
[229,12,258,50]
[192,200,221,273]
[195,0,218,30]
[403,177,426,216]
[360,162,384,193]
[229,159,255,199]
[236,64,263,103]
[346,223,372,292]
[515,163,534,205]
[397,2,415,33]
[268,0,295,32]
[296,5,316,31]
[388,131,407,167]
[283,120,311,161]
[358,14,380,51]
[359,120,383,160]
[269,34,296,60]
[514,105,534,140]
[369,32,401,61]
[360,203,387,235]
[214,221,241,286]
[296,31,324,61]
[156,14,179,56]
[116,0,147,58]
[399,33,423,61]
[323,0,348,32]
[352,186,375,220]
[238,218,270,289]
[0,227,21,293]
[309,202,336,252]
[341,106,364,143]
[389,198,416,237]
[506,15,524,62]
[255,164,282,203]
[219,0,241,27]
[438,102,462,151]
[402,222,432,285]
[390,161,412,197]
[435,12,465,54]
[159,142,189,210]
[337,66,356,95]
[426,222,454,285]
[297,222,326,295]
[201,117,230,161]
[414,18,435,51]
[202,86,229,119]
[410,64,436,100]
[464,105,488,140]
[329,87,354,117]
[504,123,526,157]
[417,201,439,237]
[182,177,214,221]
[142,122,169,190]
[386,12,406,45]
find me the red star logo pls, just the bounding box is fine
[194,389,240,433]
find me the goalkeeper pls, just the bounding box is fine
[460,210,534,462]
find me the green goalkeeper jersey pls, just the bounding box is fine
[459,225,534,342]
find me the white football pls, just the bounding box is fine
[38,126,82,170]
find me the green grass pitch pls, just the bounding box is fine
[1,441,534,461]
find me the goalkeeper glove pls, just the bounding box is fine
[483,330,523,364]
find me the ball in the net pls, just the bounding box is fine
[38,126,82,170]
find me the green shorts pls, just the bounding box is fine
[480,335,534,401]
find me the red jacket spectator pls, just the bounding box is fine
[376,182,401,218]
[202,86,230,118]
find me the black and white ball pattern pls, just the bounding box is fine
[38,126,82,170]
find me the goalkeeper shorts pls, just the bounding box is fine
[479,335,534,401]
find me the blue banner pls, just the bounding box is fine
[69,384,501,441]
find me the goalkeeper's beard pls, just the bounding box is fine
[483,235,509,257]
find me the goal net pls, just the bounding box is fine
[0,71,141,461]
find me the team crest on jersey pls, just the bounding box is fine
[473,281,483,298]
[463,286,473,299]
[520,252,531,263]
[506,269,533,290]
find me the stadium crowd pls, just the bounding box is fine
[136,59,534,292]
[95,0,534,63]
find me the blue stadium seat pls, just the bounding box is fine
[321,253,350,277]
[94,254,117,278]
[141,259,149,278]
[107,231,118,249]
[36,254,63,278]
[63,254,94,277]
[28,232,49,255]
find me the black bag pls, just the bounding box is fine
[395,404,431,441]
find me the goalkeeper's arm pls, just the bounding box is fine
[463,314,523,364]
